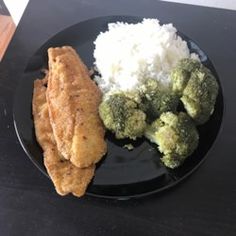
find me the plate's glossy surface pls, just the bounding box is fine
[13,16,224,199]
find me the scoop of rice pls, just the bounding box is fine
[94,19,198,93]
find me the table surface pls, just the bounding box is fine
[0,0,236,235]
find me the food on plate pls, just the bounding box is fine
[31,18,220,191]
[93,19,219,168]
[139,79,179,122]
[171,58,201,96]
[99,93,146,139]
[94,19,198,94]
[145,112,199,169]
[32,77,95,197]
[32,46,107,197]
[123,144,134,150]
[47,46,107,168]
[171,58,219,124]
[94,19,197,141]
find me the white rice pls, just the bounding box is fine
[93,18,198,93]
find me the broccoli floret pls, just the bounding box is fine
[171,58,201,96]
[145,112,199,169]
[181,68,219,124]
[139,79,179,121]
[99,93,146,139]
[171,58,219,124]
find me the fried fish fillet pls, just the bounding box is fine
[46,46,107,168]
[32,77,95,197]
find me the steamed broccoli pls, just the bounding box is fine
[99,93,146,139]
[171,58,201,96]
[139,79,179,121]
[181,68,219,124]
[145,112,199,169]
[171,58,219,124]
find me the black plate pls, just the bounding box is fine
[13,16,224,199]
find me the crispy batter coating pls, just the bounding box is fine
[32,78,95,197]
[46,46,107,168]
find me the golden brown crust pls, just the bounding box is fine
[32,78,95,197]
[46,46,107,168]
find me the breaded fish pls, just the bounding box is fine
[46,46,107,168]
[32,77,95,197]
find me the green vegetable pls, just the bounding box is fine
[171,58,219,124]
[139,79,179,122]
[171,58,201,96]
[99,93,147,139]
[123,144,134,150]
[145,112,199,169]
